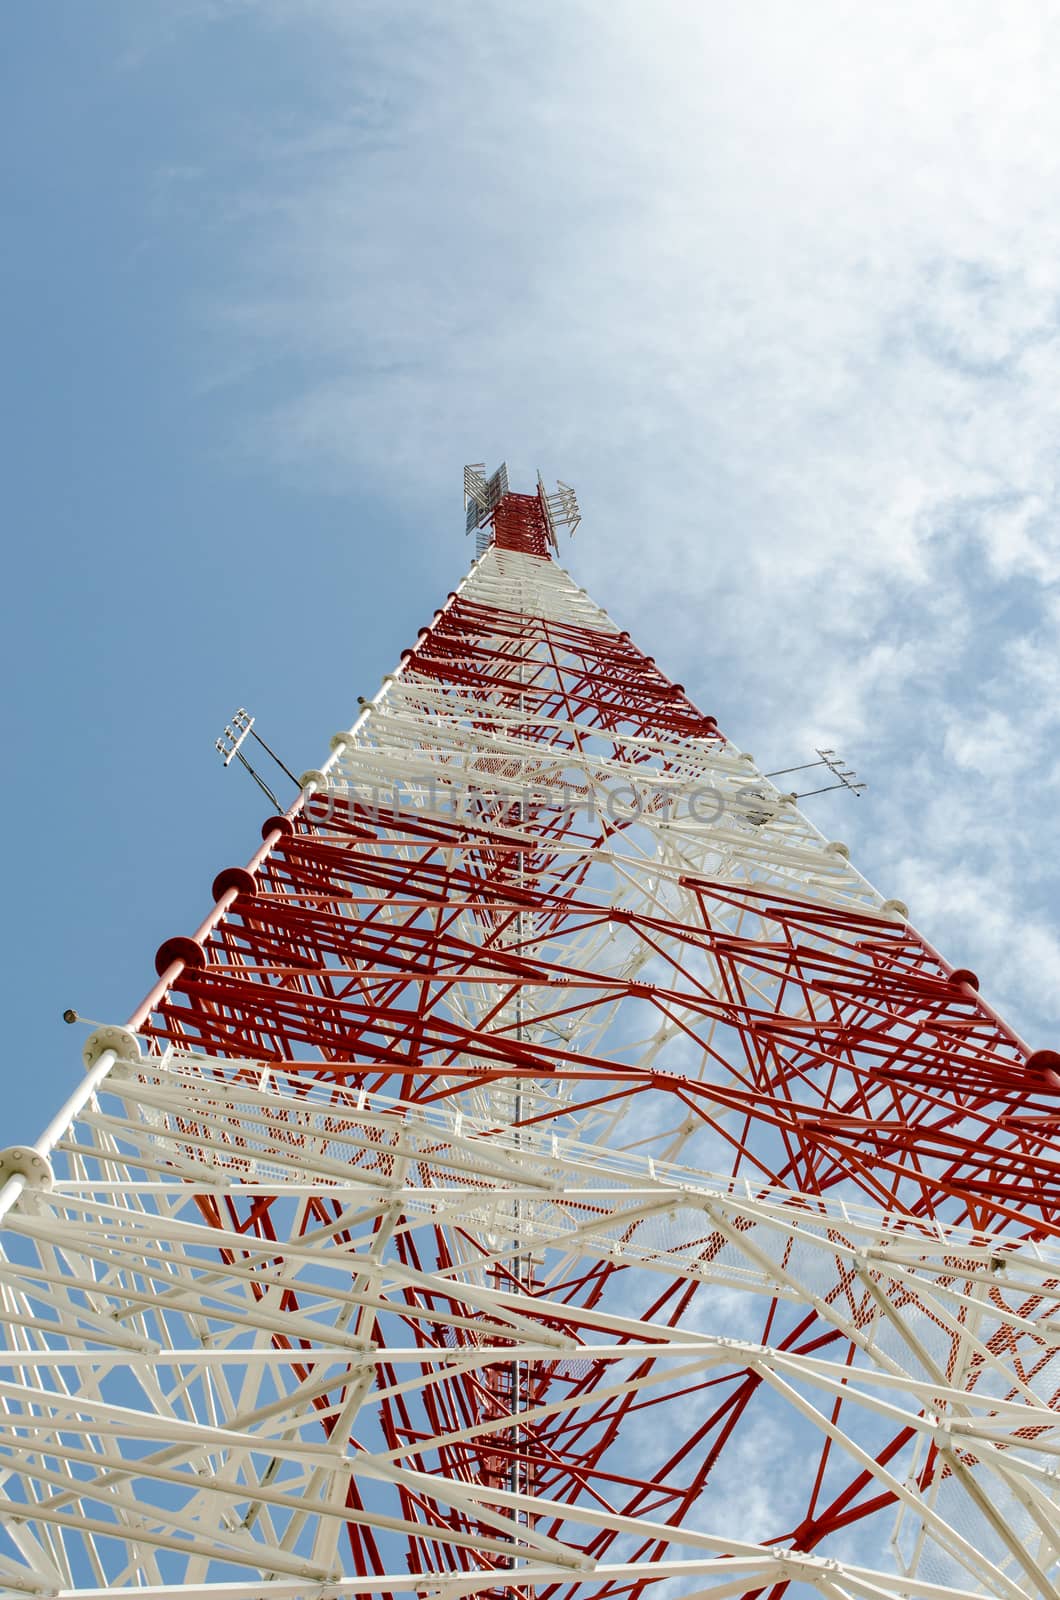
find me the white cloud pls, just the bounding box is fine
[942,708,1024,778]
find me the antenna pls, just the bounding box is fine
[215,707,300,808]
[765,747,867,800]
[537,472,581,545]
[464,463,581,556]
[464,462,510,554]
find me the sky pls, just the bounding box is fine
[2,0,1060,1144]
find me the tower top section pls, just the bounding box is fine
[464,461,581,557]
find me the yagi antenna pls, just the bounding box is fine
[215,708,300,808]
[765,747,867,800]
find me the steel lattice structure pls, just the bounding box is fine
[1,469,1059,1600]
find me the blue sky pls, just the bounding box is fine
[3,0,1060,1147]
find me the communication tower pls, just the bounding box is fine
[0,467,1057,1600]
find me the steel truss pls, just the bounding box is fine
[1,493,1058,1600]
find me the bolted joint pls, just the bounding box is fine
[261,814,295,840]
[154,936,206,979]
[1026,1049,1060,1089]
[211,866,256,903]
[949,967,979,990]
[881,898,909,920]
[82,1025,141,1072]
[0,1146,55,1192]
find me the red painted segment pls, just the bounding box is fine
[489,490,552,556]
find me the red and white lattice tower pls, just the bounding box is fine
[1,465,1059,1600]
